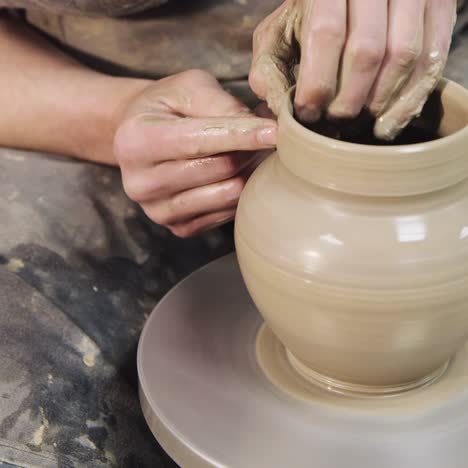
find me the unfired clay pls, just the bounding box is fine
[235,79,468,395]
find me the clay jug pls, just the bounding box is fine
[235,79,468,395]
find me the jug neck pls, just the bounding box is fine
[277,80,468,197]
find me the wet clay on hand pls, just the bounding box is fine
[303,87,444,145]
[249,0,457,141]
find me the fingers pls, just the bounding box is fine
[374,0,457,139]
[327,0,387,119]
[140,169,252,227]
[295,0,347,123]
[249,4,297,115]
[115,115,277,167]
[122,151,256,203]
[168,209,236,238]
[367,0,426,117]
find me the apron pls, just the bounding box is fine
[3,0,282,82]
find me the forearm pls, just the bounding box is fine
[0,15,150,164]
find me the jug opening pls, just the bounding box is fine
[297,89,444,146]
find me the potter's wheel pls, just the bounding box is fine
[138,254,468,468]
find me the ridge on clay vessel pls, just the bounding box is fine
[235,79,468,396]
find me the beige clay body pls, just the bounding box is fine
[235,79,468,394]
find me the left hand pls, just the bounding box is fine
[114,70,276,238]
[249,0,457,140]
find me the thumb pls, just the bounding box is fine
[249,3,298,115]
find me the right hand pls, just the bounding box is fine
[249,0,457,140]
[114,70,277,238]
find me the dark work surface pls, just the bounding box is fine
[0,150,232,467]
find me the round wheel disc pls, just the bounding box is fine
[138,253,468,468]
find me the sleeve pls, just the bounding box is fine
[0,0,168,17]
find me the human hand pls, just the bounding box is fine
[114,70,277,237]
[249,0,457,140]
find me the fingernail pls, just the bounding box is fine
[374,116,399,141]
[327,102,359,120]
[296,105,321,123]
[257,126,277,146]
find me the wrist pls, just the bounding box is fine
[72,75,151,165]
[0,15,153,164]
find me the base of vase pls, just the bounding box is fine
[256,322,460,404]
[285,347,450,398]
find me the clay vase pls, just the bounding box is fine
[235,79,468,396]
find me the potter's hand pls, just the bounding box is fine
[114,70,277,237]
[250,0,457,140]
